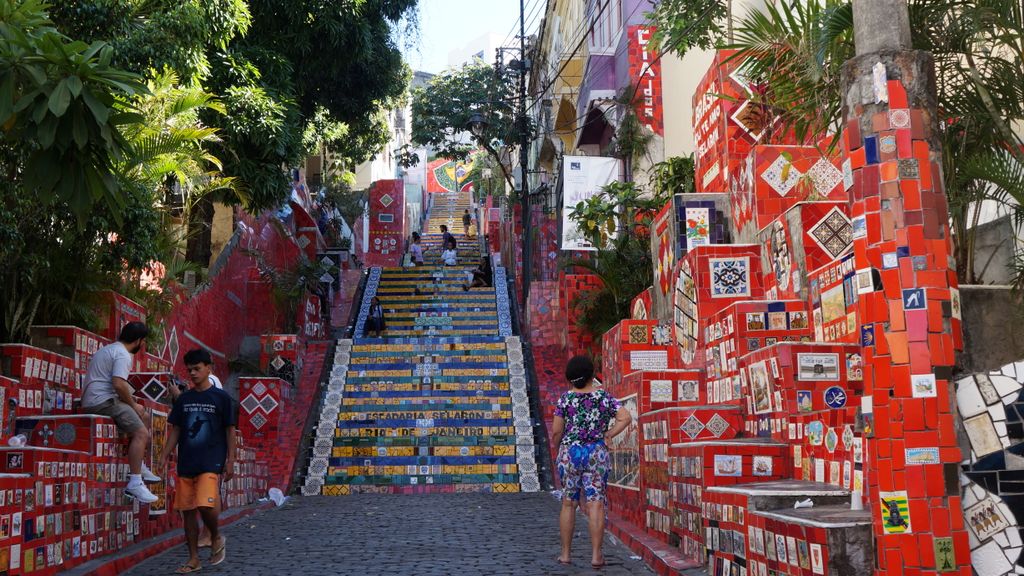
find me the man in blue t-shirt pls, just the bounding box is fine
[159,348,237,572]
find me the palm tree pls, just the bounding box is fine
[726,0,1024,283]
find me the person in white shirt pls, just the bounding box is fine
[441,239,458,266]
[80,322,161,503]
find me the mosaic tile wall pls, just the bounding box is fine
[0,201,339,573]
[843,56,968,574]
[693,49,762,196]
[958,361,1024,576]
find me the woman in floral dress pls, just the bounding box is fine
[551,355,632,568]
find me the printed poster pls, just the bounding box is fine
[608,394,639,489]
[561,156,621,251]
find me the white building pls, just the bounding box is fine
[447,32,504,69]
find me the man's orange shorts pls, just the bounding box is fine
[175,473,220,511]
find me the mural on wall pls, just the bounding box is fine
[425,157,475,193]
[608,394,640,489]
[957,361,1024,576]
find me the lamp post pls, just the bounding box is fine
[516,0,532,322]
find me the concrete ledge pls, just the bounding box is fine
[752,505,872,529]
[671,438,786,449]
[706,480,848,497]
[606,508,704,576]
[62,501,276,576]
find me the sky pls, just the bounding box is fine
[404,0,543,74]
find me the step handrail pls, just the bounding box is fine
[504,271,554,489]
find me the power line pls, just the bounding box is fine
[524,0,648,118]
[501,0,544,49]
[537,3,722,139]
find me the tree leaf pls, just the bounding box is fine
[48,79,71,116]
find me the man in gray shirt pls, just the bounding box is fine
[81,321,160,503]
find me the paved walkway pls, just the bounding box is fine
[123,494,653,575]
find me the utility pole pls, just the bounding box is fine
[518,0,532,319]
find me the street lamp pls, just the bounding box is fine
[466,112,488,138]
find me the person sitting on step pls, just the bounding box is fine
[80,321,161,503]
[441,239,458,266]
[364,296,386,338]
[463,257,492,291]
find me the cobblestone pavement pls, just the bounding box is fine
[123,493,654,575]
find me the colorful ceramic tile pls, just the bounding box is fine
[965,497,1010,541]
[903,288,926,310]
[761,154,803,196]
[879,491,913,534]
[681,414,704,439]
[797,390,813,413]
[810,543,824,574]
[797,353,840,381]
[710,257,751,298]
[933,537,955,572]
[752,455,773,477]
[905,447,940,465]
[825,428,838,453]
[808,207,852,259]
[911,373,937,398]
[678,380,700,402]
[649,379,673,402]
[714,454,742,476]
[749,361,773,414]
[706,413,730,437]
[685,207,711,250]
[807,421,824,445]
[824,386,847,408]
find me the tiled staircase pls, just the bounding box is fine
[302,191,539,495]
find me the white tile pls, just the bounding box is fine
[972,540,1013,576]
[958,378,988,418]
[990,374,1022,400]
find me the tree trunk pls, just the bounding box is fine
[852,0,911,54]
[185,195,215,270]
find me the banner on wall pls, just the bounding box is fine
[627,26,663,137]
[561,155,621,251]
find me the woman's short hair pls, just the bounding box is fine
[565,355,595,389]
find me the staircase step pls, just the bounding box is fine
[302,191,537,495]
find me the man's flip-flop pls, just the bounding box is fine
[175,563,201,573]
[209,537,226,566]
[556,557,571,565]
[591,560,606,569]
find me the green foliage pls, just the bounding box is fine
[0,4,229,341]
[649,155,696,196]
[728,0,853,144]
[410,63,524,189]
[464,150,504,203]
[48,0,252,83]
[564,226,656,343]
[248,246,336,332]
[240,0,415,121]
[568,180,670,249]
[0,0,148,227]
[648,0,729,55]
[721,0,1024,283]
[564,179,670,342]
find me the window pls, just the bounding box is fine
[378,214,394,223]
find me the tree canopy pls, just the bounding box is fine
[0,0,420,340]
[410,63,524,190]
